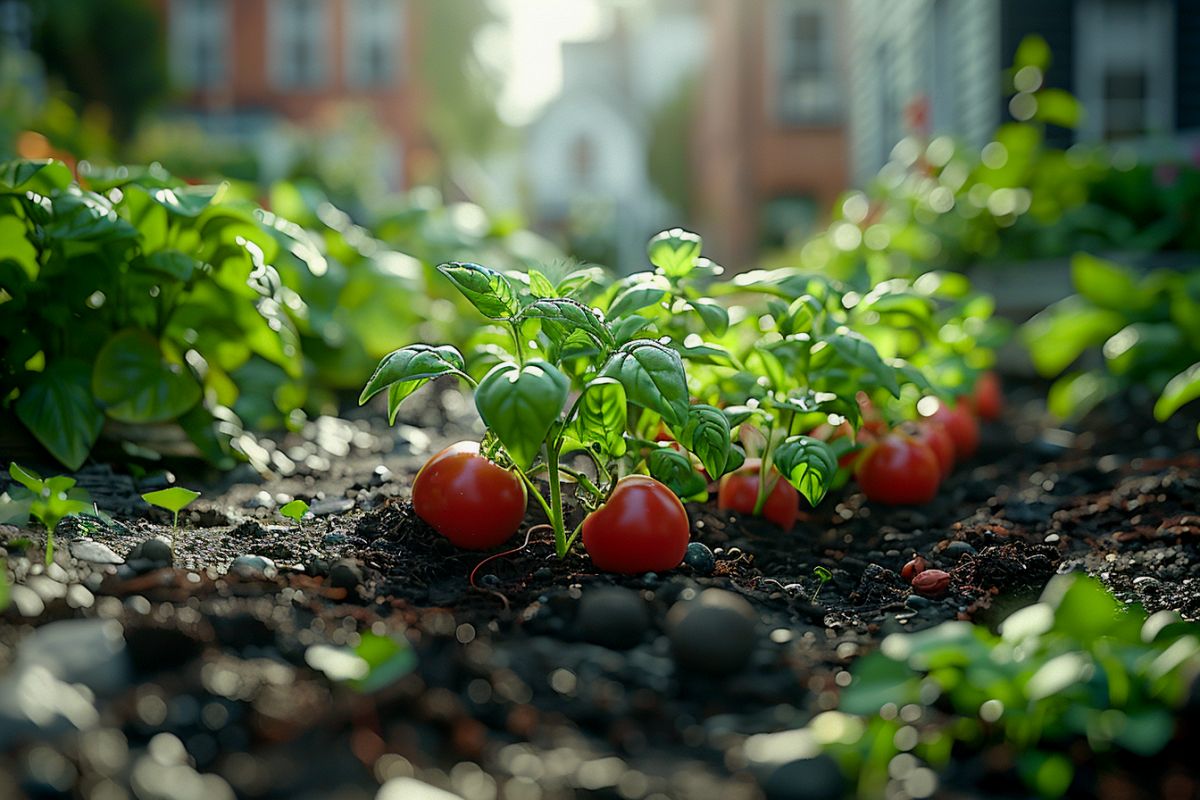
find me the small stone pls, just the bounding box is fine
[533,567,553,581]
[229,555,277,579]
[905,594,931,610]
[9,585,44,617]
[70,540,124,565]
[641,572,660,588]
[246,491,275,510]
[228,519,264,538]
[310,497,355,517]
[478,574,501,589]
[323,532,349,545]
[14,619,130,694]
[131,538,173,566]
[328,560,363,591]
[668,589,757,675]
[369,465,393,487]
[577,587,650,650]
[944,541,976,559]
[683,542,715,575]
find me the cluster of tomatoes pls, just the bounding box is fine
[716,372,1003,528]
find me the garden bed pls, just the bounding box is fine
[1,383,1197,799]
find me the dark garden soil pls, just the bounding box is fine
[1,382,1198,799]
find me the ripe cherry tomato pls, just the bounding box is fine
[904,420,954,479]
[411,441,527,550]
[717,459,800,531]
[928,400,980,460]
[582,476,690,573]
[972,371,1003,421]
[812,420,878,470]
[855,432,941,505]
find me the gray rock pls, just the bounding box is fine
[328,560,363,591]
[246,490,275,509]
[14,619,130,694]
[668,589,758,675]
[683,542,716,575]
[8,585,44,617]
[944,541,976,559]
[577,587,650,650]
[310,497,355,517]
[130,538,173,566]
[322,532,349,545]
[229,554,277,579]
[70,540,124,565]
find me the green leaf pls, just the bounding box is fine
[279,499,310,524]
[677,405,733,478]
[0,159,73,192]
[1071,253,1147,311]
[690,298,729,336]
[141,249,197,282]
[600,339,690,429]
[1034,88,1082,128]
[1155,362,1200,422]
[1047,371,1117,420]
[45,188,138,242]
[0,216,37,280]
[526,269,557,299]
[607,273,671,319]
[1016,751,1073,799]
[822,332,901,396]
[1021,296,1126,377]
[474,360,569,470]
[1014,34,1051,71]
[352,632,418,693]
[519,297,614,350]
[437,261,520,320]
[772,435,838,506]
[142,487,201,514]
[92,330,202,424]
[568,378,627,457]
[359,345,467,423]
[148,184,221,217]
[647,228,702,278]
[15,360,104,471]
[8,463,43,493]
[555,266,607,298]
[647,447,708,502]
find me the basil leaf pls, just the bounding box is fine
[15,359,104,470]
[437,261,520,320]
[92,329,203,424]
[568,377,627,457]
[647,447,708,502]
[690,298,729,336]
[600,339,690,429]
[607,273,670,319]
[773,435,839,506]
[359,345,467,422]
[647,228,702,278]
[475,360,569,470]
[822,332,901,397]
[519,297,614,350]
[677,404,733,478]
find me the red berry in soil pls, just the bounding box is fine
[972,371,1004,421]
[912,569,951,597]
[854,433,941,506]
[717,459,800,531]
[928,400,980,460]
[582,475,690,574]
[900,555,928,583]
[411,441,527,550]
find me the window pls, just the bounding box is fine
[269,0,329,90]
[1076,0,1173,141]
[771,0,839,123]
[169,0,227,89]
[346,0,401,87]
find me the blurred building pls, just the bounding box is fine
[154,0,428,187]
[692,0,850,265]
[847,0,1200,184]
[524,2,706,272]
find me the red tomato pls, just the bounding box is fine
[972,372,1003,421]
[813,420,878,470]
[855,433,941,505]
[856,392,890,436]
[928,400,979,460]
[905,420,954,479]
[411,441,527,550]
[582,476,690,573]
[717,459,800,531]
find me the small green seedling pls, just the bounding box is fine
[811,566,833,603]
[4,462,92,565]
[279,499,310,527]
[142,487,201,529]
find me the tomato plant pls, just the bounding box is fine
[580,475,690,573]
[854,433,941,505]
[411,441,527,550]
[717,459,800,531]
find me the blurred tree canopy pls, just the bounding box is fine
[29,0,167,140]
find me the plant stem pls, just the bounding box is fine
[545,441,568,557]
[510,320,525,364]
[557,464,604,501]
[753,426,779,516]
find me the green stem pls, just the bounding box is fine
[753,425,779,516]
[545,441,568,557]
[509,320,525,364]
[557,464,604,501]
[562,521,585,554]
[515,468,554,522]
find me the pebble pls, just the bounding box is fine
[905,594,931,610]
[130,538,173,566]
[761,754,845,800]
[577,587,650,650]
[15,619,131,694]
[310,497,355,517]
[369,465,393,487]
[246,490,275,509]
[229,555,277,579]
[9,585,45,617]
[944,541,976,559]
[323,532,349,545]
[668,589,757,675]
[683,542,716,575]
[69,540,124,565]
[328,560,363,591]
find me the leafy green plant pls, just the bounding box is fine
[141,486,200,528]
[811,566,832,603]
[279,499,310,526]
[1,462,92,564]
[782,575,1200,797]
[361,232,740,558]
[1022,253,1200,437]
